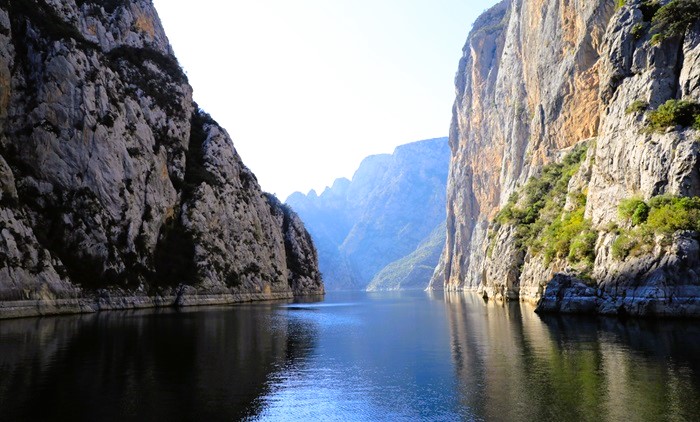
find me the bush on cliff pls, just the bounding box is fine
[618,197,650,225]
[493,143,596,272]
[626,100,648,115]
[612,195,700,259]
[652,0,700,41]
[646,100,700,132]
[496,144,587,228]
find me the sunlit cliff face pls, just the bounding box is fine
[437,0,614,290]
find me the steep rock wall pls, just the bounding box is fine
[435,0,700,316]
[432,0,614,290]
[0,0,322,318]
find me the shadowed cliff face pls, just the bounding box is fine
[0,0,322,316]
[434,0,700,316]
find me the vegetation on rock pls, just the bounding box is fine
[612,195,700,259]
[8,0,95,46]
[626,100,648,115]
[181,109,220,198]
[493,144,596,275]
[651,0,700,41]
[646,100,700,131]
[617,0,699,44]
[75,0,130,14]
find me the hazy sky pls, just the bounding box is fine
[152,0,497,199]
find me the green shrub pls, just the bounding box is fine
[646,196,700,234]
[539,207,597,266]
[647,100,700,132]
[652,0,700,41]
[618,197,646,221]
[568,230,598,264]
[492,143,595,272]
[626,100,648,114]
[613,195,700,259]
[631,23,647,39]
[650,33,665,45]
[631,202,650,225]
[618,197,650,225]
[611,232,638,260]
[647,194,676,208]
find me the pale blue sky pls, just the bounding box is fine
[152,0,497,199]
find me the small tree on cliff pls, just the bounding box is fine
[652,0,700,42]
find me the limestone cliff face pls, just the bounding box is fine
[432,0,614,290]
[0,0,322,318]
[434,0,700,316]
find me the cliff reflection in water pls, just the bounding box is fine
[444,292,700,421]
[2,292,699,421]
[0,304,318,421]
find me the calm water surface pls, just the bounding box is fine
[1,291,699,421]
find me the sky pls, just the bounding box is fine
[152,0,497,200]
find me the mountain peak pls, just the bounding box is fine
[287,137,450,291]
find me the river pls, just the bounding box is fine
[1,291,698,421]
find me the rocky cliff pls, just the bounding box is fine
[0,0,322,319]
[286,138,450,291]
[432,0,700,316]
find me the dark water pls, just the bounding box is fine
[1,291,699,421]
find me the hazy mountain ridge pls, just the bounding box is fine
[366,221,446,291]
[286,137,450,291]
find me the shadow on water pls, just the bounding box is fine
[2,292,699,421]
[0,303,320,422]
[443,292,700,422]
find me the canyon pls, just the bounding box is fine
[286,138,449,291]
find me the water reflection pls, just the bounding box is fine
[1,293,699,421]
[444,292,700,422]
[252,291,464,421]
[0,304,317,421]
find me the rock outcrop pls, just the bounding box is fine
[286,138,450,291]
[433,0,700,317]
[0,0,322,319]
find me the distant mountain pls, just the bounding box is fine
[286,138,449,291]
[366,222,446,291]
